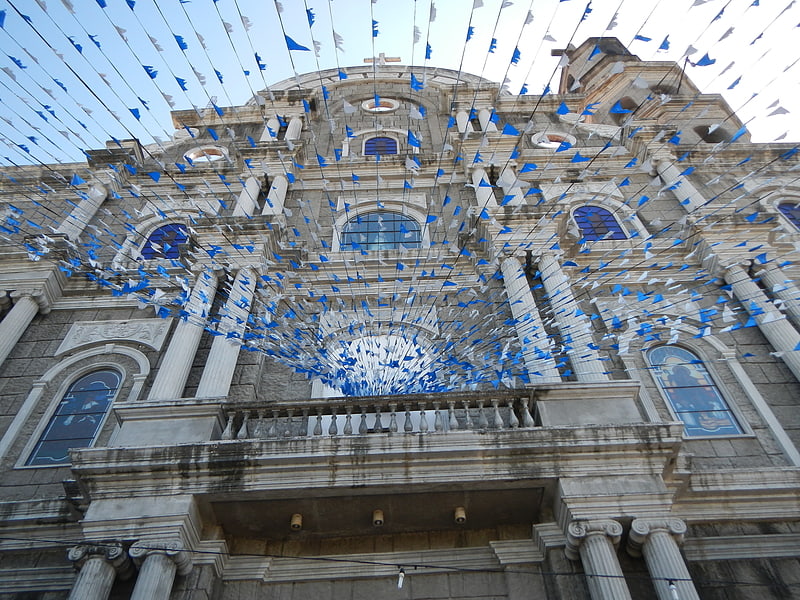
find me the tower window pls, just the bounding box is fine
[364,136,398,156]
[141,224,189,260]
[778,202,800,230]
[341,211,421,251]
[26,370,121,466]
[648,346,742,437]
[573,206,627,241]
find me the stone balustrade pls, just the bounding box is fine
[220,390,538,441]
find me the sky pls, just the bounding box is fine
[0,0,797,166]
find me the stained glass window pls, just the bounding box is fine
[364,136,398,156]
[778,202,800,230]
[573,206,627,241]
[341,212,421,251]
[26,370,121,466]
[648,346,743,437]
[140,223,189,259]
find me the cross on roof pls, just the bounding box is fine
[363,53,401,65]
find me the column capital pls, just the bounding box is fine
[68,542,133,577]
[10,288,52,313]
[129,538,193,576]
[627,517,687,557]
[565,519,623,560]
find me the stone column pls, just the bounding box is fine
[233,176,262,217]
[285,116,302,141]
[67,543,132,600]
[725,263,800,382]
[472,167,497,208]
[756,266,800,330]
[196,267,256,398]
[148,269,219,401]
[455,110,473,134]
[260,116,280,141]
[57,183,108,241]
[478,108,498,132]
[566,520,632,600]
[501,256,560,383]
[0,290,49,369]
[262,174,288,216]
[654,158,704,213]
[538,253,608,382]
[628,518,700,600]
[129,539,192,600]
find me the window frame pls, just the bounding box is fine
[777,201,800,231]
[647,344,748,438]
[139,222,190,260]
[362,135,400,156]
[572,204,628,242]
[24,369,122,467]
[340,210,422,252]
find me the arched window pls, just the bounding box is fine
[648,346,743,437]
[26,369,121,466]
[364,136,398,156]
[341,211,421,251]
[140,223,189,259]
[778,202,800,230]
[573,206,627,241]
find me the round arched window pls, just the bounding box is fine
[341,211,421,251]
[361,97,400,113]
[184,145,228,163]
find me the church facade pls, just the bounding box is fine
[0,37,799,599]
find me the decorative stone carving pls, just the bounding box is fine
[565,519,624,560]
[68,542,130,573]
[627,517,687,557]
[66,542,133,600]
[129,539,192,576]
[57,319,172,355]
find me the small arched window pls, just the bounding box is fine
[341,211,421,251]
[573,206,627,241]
[364,136,398,156]
[778,202,800,230]
[141,223,189,260]
[648,346,743,437]
[26,369,121,466]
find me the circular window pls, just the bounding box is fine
[184,145,228,163]
[532,132,576,150]
[361,98,400,113]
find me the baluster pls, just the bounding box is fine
[359,407,368,435]
[328,409,339,436]
[433,402,443,432]
[448,401,459,431]
[507,399,519,428]
[491,399,504,429]
[236,412,250,439]
[284,409,294,437]
[221,411,235,440]
[267,410,279,438]
[313,408,323,436]
[344,406,353,435]
[374,407,384,432]
[521,397,535,428]
[419,403,429,433]
[299,409,309,437]
[253,410,266,438]
[477,400,489,429]
[389,403,398,433]
[404,404,413,432]
[463,400,473,429]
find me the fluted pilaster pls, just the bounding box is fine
[196,267,256,398]
[0,290,49,369]
[129,539,192,600]
[500,256,560,383]
[538,253,607,382]
[756,266,800,331]
[148,269,219,400]
[566,520,632,600]
[628,518,700,600]
[725,263,800,382]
